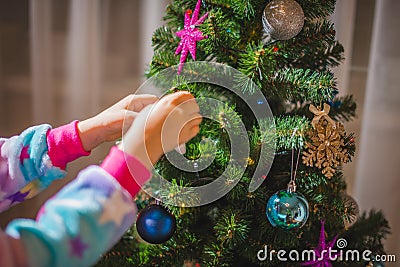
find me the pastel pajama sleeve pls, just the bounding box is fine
[0,123,151,267]
[0,121,89,212]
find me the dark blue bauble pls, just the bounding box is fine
[136,204,176,244]
[266,190,309,230]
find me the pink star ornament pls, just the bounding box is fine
[302,221,339,267]
[175,0,209,74]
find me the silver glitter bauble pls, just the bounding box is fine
[262,0,305,40]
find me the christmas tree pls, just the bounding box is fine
[96,0,390,266]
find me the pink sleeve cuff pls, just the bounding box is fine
[47,120,91,170]
[101,146,151,198]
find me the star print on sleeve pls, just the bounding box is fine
[98,189,134,226]
[7,190,29,205]
[175,0,209,74]
[4,166,141,266]
[69,235,89,259]
[19,145,30,164]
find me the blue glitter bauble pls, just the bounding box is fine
[136,204,176,244]
[266,190,309,230]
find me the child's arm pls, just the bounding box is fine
[0,91,201,267]
[2,148,151,267]
[0,94,158,212]
[0,121,88,212]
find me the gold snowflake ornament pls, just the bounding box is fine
[302,104,349,178]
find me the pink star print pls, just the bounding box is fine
[69,236,89,258]
[20,145,30,164]
[175,0,209,74]
[302,221,339,267]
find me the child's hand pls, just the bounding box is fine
[120,91,202,170]
[78,94,158,151]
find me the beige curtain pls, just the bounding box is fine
[332,0,357,96]
[0,0,168,227]
[31,0,168,125]
[354,0,400,261]
[333,0,399,261]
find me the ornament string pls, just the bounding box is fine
[288,128,301,193]
[193,161,201,180]
[155,167,162,206]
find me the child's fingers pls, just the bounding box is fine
[191,124,200,136]
[123,110,138,126]
[188,113,203,125]
[126,94,158,111]
[181,113,202,131]
[180,114,202,138]
[116,94,137,109]
[179,98,200,115]
[168,91,195,105]
[179,123,201,144]
[135,94,159,107]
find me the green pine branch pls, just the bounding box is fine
[344,210,390,256]
[277,19,344,71]
[152,26,180,52]
[299,0,336,20]
[264,68,337,103]
[237,42,277,90]
[214,209,251,248]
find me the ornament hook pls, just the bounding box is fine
[288,128,301,193]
